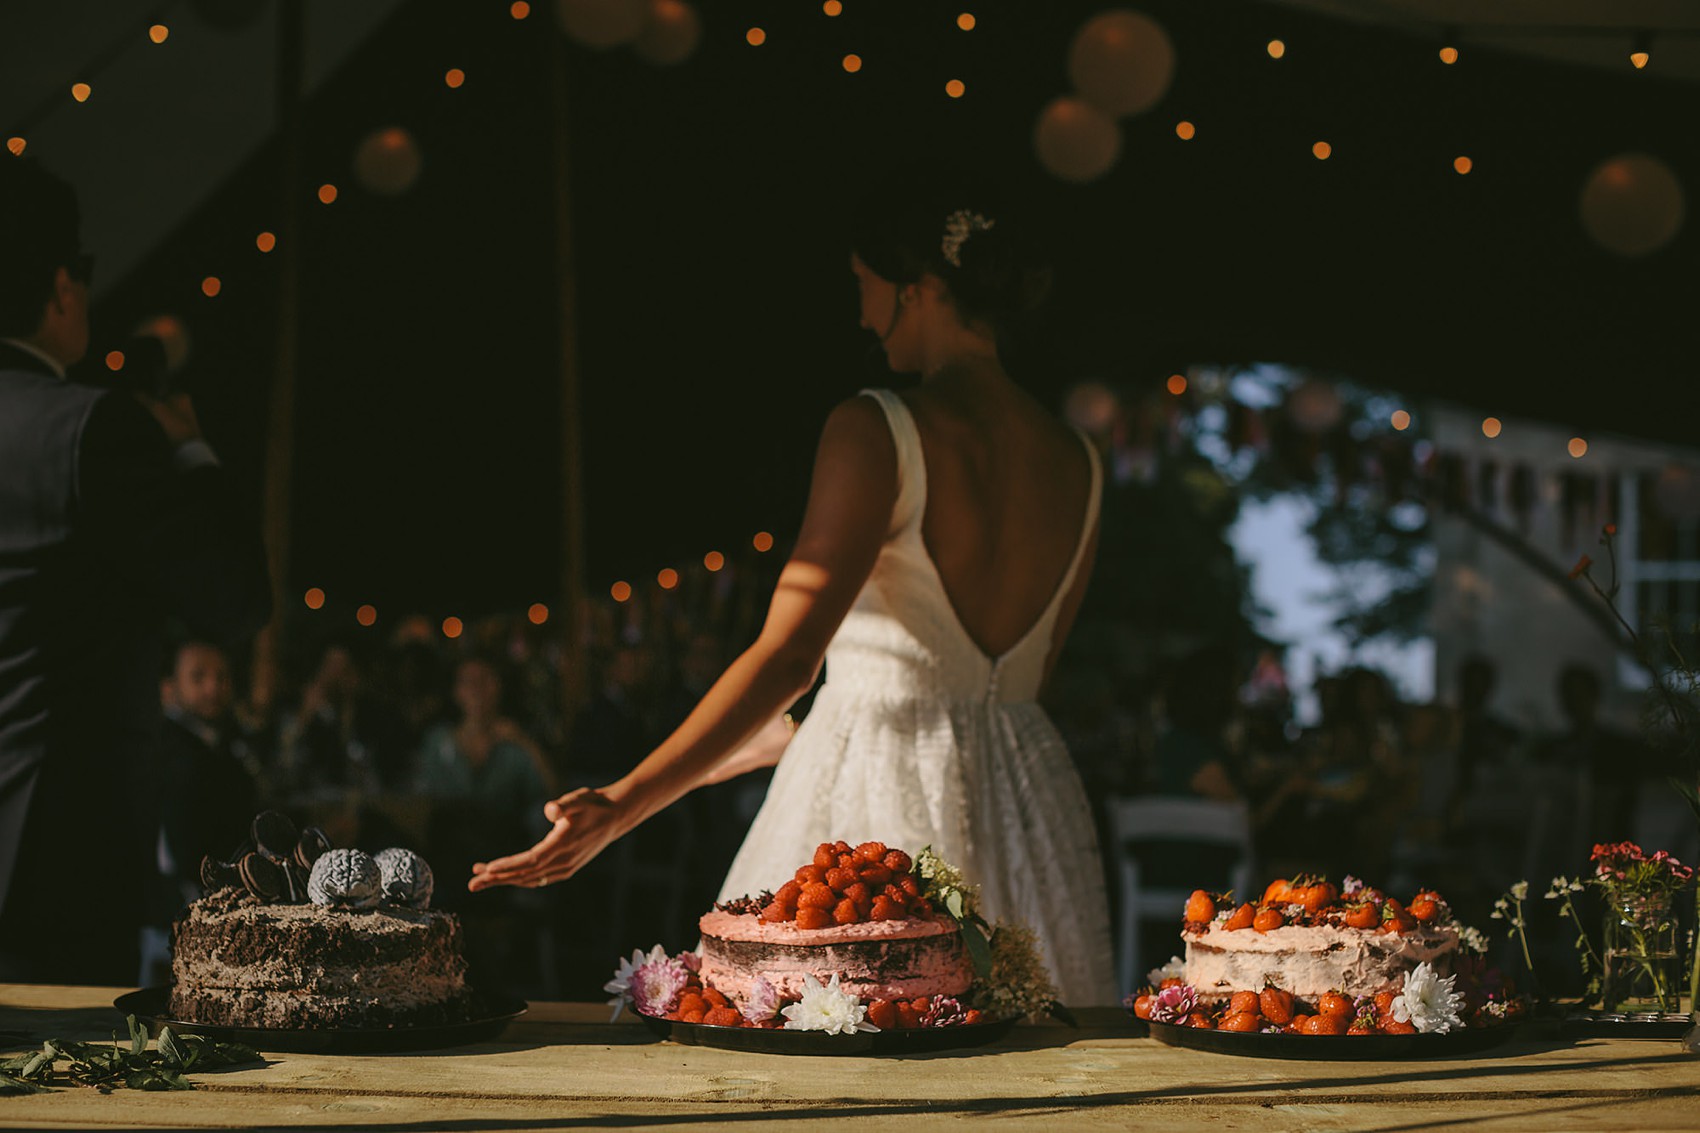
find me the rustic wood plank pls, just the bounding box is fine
[5,985,1697,1132]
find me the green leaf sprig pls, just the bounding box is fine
[915,846,994,979]
[1,1015,261,1095]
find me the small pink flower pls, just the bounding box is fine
[741,976,781,1024]
[1149,984,1198,1024]
[629,954,690,1017]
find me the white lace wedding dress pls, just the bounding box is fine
[717,388,1119,1006]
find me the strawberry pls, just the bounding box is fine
[1262,878,1294,905]
[1186,1013,1215,1029]
[795,906,833,930]
[854,841,889,865]
[1160,977,1185,989]
[870,895,901,920]
[1224,902,1256,931]
[896,1000,925,1029]
[1410,892,1440,922]
[1259,986,1295,1024]
[1343,902,1380,930]
[1132,994,1155,1020]
[1229,991,1260,1015]
[963,1009,984,1025]
[1184,889,1217,925]
[1297,882,1339,915]
[1317,991,1353,1018]
[799,882,836,909]
[1380,1018,1418,1035]
[883,849,913,873]
[1219,1011,1261,1032]
[1286,1013,1313,1034]
[825,867,858,892]
[1253,907,1285,933]
[1373,991,1397,1016]
[866,999,898,1030]
[833,897,861,925]
[813,844,837,869]
[1303,1014,1350,1036]
[704,1006,743,1027]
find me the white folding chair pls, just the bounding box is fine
[1106,796,1254,995]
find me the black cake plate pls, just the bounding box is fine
[114,987,528,1054]
[637,1009,1019,1055]
[1148,1018,1528,1060]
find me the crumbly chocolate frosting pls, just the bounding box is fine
[169,886,470,1030]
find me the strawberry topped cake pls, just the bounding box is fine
[1182,876,1459,1004]
[1129,876,1525,1037]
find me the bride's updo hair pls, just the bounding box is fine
[850,182,1052,331]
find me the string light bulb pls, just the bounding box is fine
[1175,120,1196,141]
[1438,27,1459,65]
[1166,374,1188,395]
[957,12,976,31]
[842,54,862,73]
[356,604,377,627]
[945,79,966,98]
[442,616,463,638]
[5,137,24,156]
[1267,39,1286,60]
[527,603,548,624]
[71,83,92,103]
[1482,417,1502,439]
[304,588,326,610]
[1568,437,1589,458]
[105,351,125,371]
[149,24,170,44]
[746,27,766,46]
[1630,31,1652,70]
[1391,410,1412,431]
[823,1,842,15]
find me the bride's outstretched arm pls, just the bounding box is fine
[468,396,896,891]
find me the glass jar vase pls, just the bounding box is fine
[1601,890,1682,1015]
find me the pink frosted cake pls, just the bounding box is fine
[698,907,974,1009]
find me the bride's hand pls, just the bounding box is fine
[467,787,622,891]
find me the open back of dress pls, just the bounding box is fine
[717,388,1119,1007]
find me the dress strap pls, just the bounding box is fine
[1043,429,1103,623]
[857,388,927,534]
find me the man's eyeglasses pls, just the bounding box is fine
[65,252,94,286]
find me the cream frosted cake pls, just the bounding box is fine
[168,812,471,1031]
[1130,876,1523,1036]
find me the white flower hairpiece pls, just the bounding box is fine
[941,209,995,268]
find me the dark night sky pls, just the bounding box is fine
[65,0,1700,619]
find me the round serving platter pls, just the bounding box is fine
[114,987,528,1054]
[1147,1018,1526,1060]
[637,1010,1019,1055]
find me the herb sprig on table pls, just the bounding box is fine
[0,1015,261,1094]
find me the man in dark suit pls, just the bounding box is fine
[0,157,271,983]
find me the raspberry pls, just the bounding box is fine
[859,864,893,887]
[896,1000,925,1029]
[677,993,707,1017]
[883,849,912,873]
[814,844,837,869]
[834,897,861,925]
[760,901,789,922]
[842,881,871,906]
[796,865,827,886]
[702,988,729,1009]
[680,1009,707,1024]
[854,841,889,864]
[883,882,908,904]
[799,882,836,909]
[838,853,857,869]
[775,880,802,905]
[832,840,851,855]
[897,873,921,898]
[870,895,900,920]
[825,867,858,892]
[866,999,898,1029]
[795,906,833,930]
[704,1006,743,1028]
[963,1009,983,1025]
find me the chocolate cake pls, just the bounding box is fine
[167,812,472,1030]
[169,888,470,1030]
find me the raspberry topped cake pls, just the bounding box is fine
[698,841,975,1011]
[607,843,1061,1035]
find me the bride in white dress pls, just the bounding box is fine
[471,190,1117,1006]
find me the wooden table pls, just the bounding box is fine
[4,984,1697,1130]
